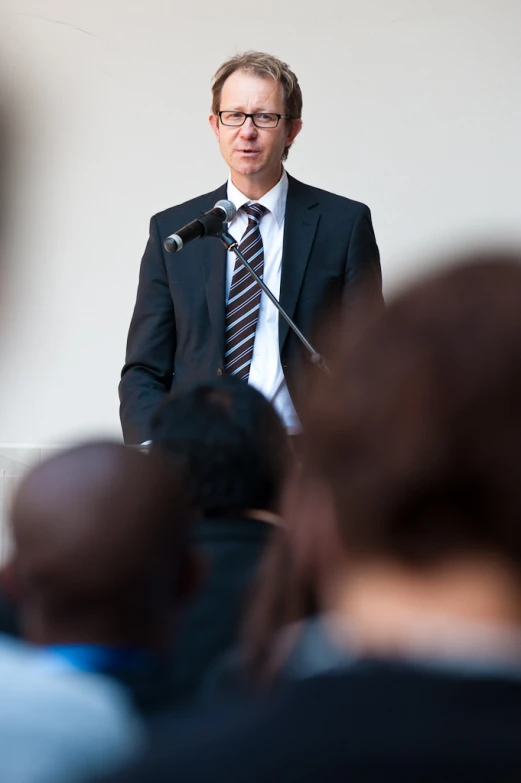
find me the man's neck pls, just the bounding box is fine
[327,558,521,664]
[230,166,283,201]
[204,508,281,526]
[22,612,165,654]
[242,508,282,526]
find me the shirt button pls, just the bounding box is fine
[217,368,223,376]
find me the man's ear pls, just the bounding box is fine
[286,118,303,147]
[209,113,220,142]
[0,560,22,605]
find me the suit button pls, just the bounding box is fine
[217,368,223,376]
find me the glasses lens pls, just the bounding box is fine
[253,113,278,128]
[220,112,245,126]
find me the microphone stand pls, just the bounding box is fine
[218,228,330,375]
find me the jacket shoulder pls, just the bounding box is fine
[287,175,371,214]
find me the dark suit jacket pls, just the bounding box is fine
[168,514,273,704]
[108,661,177,719]
[102,660,521,782]
[119,175,383,444]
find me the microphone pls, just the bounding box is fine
[164,200,236,253]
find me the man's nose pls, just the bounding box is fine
[239,117,258,138]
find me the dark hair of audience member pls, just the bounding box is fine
[5,442,196,650]
[300,252,521,570]
[150,376,291,516]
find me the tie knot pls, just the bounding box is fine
[242,203,268,223]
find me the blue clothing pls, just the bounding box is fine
[0,635,143,783]
[43,645,158,675]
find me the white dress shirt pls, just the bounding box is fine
[226,170,300,432]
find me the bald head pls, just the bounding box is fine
[9,442,194,646]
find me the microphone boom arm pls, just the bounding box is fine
[219,229,329,375]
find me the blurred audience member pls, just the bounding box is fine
[0,82,145,783]
[202,522,320,700]
[107,253,521,781]
[150,376,290,702]
[0,633,141,783]
[2,441,197,717]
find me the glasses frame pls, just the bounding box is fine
[217,111,293,128]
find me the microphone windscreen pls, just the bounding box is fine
[214,199,236,222]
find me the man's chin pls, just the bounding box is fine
[231,163,263,178]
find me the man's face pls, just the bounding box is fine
[209,69,302,193]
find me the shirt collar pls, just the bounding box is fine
[277,612,521,681]
[226,169,288,228]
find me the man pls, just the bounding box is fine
[107,253,521,781]
[2,441,198,717]
[119,51,383,445]
[0,446,172,781]
[150,375,289,702]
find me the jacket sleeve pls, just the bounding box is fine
[342,203,384,325]
[119,215,176,445]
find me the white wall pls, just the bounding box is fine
[1,0,520,445]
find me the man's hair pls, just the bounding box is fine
[303,252,521,569]
[151,376,290,515]
[211,51,303,161]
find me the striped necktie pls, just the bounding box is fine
[224,203,268,380]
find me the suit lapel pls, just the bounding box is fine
[279,176,320,352]
[198,183,228,363]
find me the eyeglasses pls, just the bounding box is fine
[218,111,292,128]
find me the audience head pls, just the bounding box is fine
[287,252,521,626]
[4,441,195,651]
[151,376,291,517]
